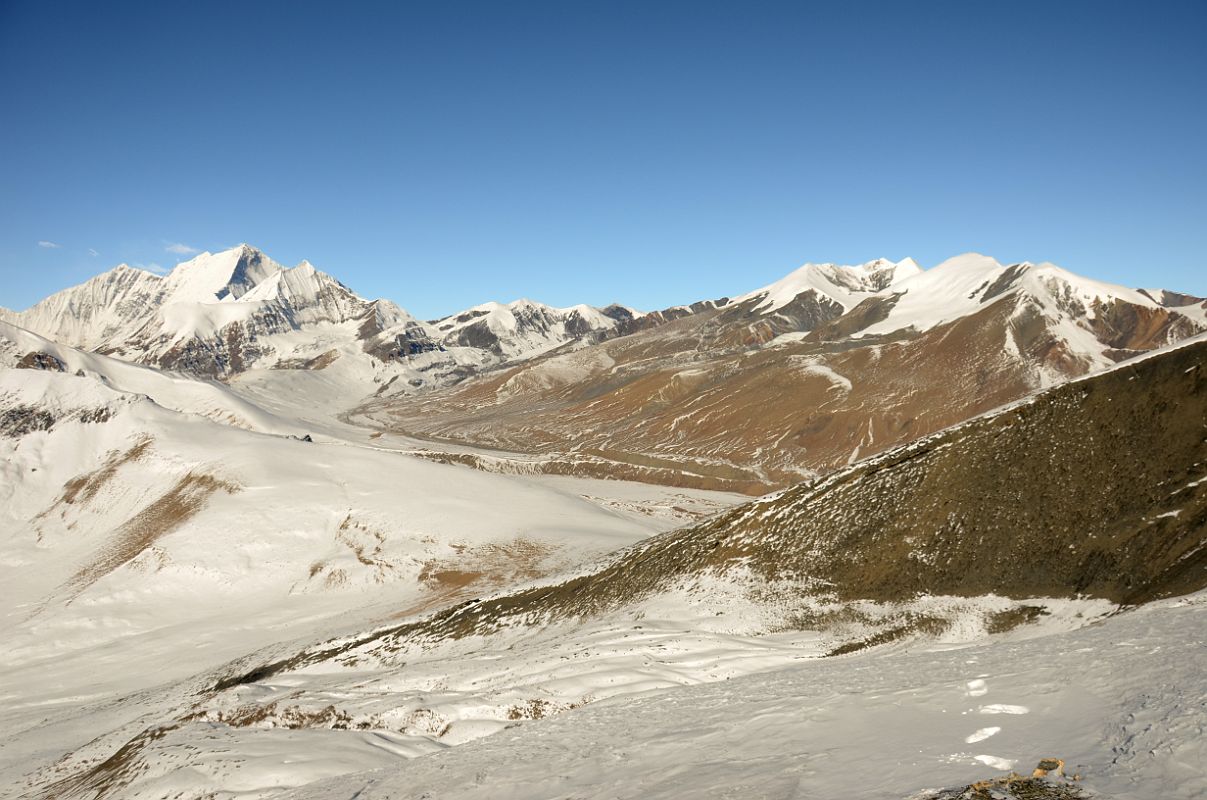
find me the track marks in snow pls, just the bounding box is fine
[964,726,1001,744]
[954,677,1016,770]
[974,754,1017,770]
[965,678,988,697]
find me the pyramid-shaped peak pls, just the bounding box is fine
[163,245,283,303]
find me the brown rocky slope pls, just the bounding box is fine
[355,278,1203,494]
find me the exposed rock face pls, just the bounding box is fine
[0,404,56,437]
[916,771,1090,800]
[1140,287,1207,308]
[15,352,66,372]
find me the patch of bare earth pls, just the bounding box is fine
[384,538,558,622]
[31,725,179,800]
[273,348,341,370]
[58,437,153,506]
[54,471,239,603]
[33,437,154,541]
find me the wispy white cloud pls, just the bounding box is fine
[88,248,99,257]
[134,262,169,275]
[165,242,199,255]
[38,240,61,249]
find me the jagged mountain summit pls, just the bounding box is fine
[733,256,923,314]
[0,245,638,385]
[430,298,635,358]
[5,246,1202,391]
[0,247,473,385]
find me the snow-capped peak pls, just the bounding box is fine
[737,257,922,314]
[110,262,149,275]
[854,253,1176,340]
[161,244,283,305]
[890,256,923,279]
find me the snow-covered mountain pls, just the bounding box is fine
[429,298,628,360]
[1,245,402,376]
[5,247,1204,494]
[0,245,640,393]
[847,254,1203,363]
[0,263,167,352]
[6,247,1201,407]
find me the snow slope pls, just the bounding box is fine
[0,319,297,433]
[17,336,1204,798]
[0,363,719,796]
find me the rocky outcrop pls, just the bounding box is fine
[15,352,66,371]
[914,759,1090,799]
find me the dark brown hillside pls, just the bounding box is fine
[430,336,1207,618]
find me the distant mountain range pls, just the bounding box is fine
[7,245,1201,385]
[5,245,1205,493]
[356,251,1207,491]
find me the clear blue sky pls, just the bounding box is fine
[1,1,1204,318]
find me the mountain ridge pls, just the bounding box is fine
[6,246,1202,384]
[6,244,1204,494]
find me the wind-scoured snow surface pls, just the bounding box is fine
[284,592,1207,800]
[0,360,744,798]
